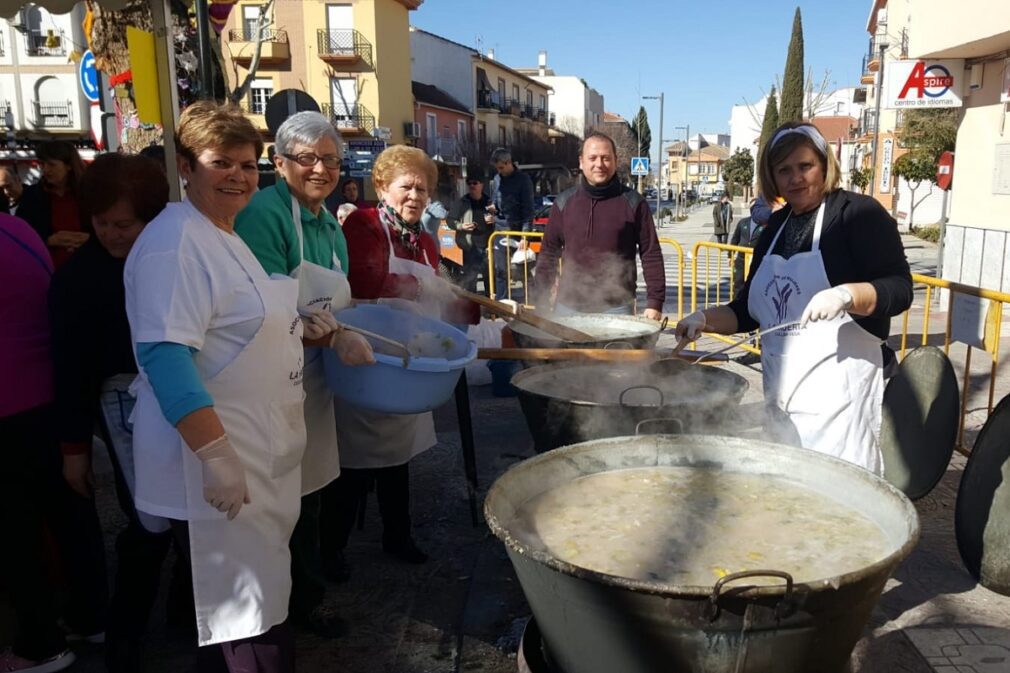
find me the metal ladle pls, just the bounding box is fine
[652,320,801,376]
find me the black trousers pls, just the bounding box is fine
[0,404,107,659]
[461,246,488,295]
[287,490,326,618]
[170,520,295,673]
[319,463,411,559]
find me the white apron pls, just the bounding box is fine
[98,374,171,534]
[747,202,884,474]
[334,219,437,469]
[133,229,306,647]
[289,195,352,494]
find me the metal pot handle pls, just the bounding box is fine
[619,385,665,407]
[660,315,669,331]
[603,341,635,350]
[705,569,796,622]
[635,418,684,435]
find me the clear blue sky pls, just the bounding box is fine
[412,0,871,157]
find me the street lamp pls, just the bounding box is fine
[643,93,664,223]
[868,39,889,200]
[674,124,690,218]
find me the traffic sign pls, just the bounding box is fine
[937,151,954,191]
[631,156,650,176]
[79,50,99,103]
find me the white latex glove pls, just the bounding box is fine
[417,273,457,306]
[194,435,249,520]
[673,310,707,353]
[800,287,853,327]
[300,306,339,340]
[330,330,376,366]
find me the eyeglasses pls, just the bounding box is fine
[466,180,481,186]
[282,153,341,169]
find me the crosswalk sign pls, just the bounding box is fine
[631,156,650,176]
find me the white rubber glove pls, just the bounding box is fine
[330,330,376,366]
[194,435,249,520]
[800,287,853,327]
[300,306,339,340]
[417,273,457,306]
[674,310,707,344]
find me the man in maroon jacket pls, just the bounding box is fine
[533,132,666,319]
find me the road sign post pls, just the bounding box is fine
[631,156,650,177]
[79,50,100,103]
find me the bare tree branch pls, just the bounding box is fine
[227,0,277,104]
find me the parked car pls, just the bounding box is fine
[541,194,557,207]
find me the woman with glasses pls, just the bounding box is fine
[236,111,373,637]
[125,102,307,672]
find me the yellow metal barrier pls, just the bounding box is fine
[486,231,545,307]
[657,237,686,321]
[689,242,758,355]
[899,273,1009,453]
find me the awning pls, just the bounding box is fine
[476,67,492,92]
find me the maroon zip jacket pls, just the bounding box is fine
[533,183,666,312]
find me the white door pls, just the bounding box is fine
[330,78,357,125]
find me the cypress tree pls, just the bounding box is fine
[758,86,780,161]
[779,7,805,123]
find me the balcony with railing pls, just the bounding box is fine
[0,31,5,57]
[32,101,73,128]
[227,28,289,65]
[419,135,464,163]
[321,103,374,135]
[859,109,878,138]
[26,30,66,57]
[0,101,12,127]
[501,98,523,117]
[316,29,373,69]
[476,89,501,111]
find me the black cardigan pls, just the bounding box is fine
[16,182,90,243]
[727,189,913,340]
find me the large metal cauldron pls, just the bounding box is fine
[509,313,664,351]
[513,361,748,453]
[486,435,919,673]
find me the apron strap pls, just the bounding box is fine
[291,195,342,272]
[765,201,827,255]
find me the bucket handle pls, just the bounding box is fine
[705,569,796,622]
[635,418,684,435]
[660,315,669,331]
[619,385,664,407]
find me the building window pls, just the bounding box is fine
[499,127,507,147]
[512,84,520,104]
[242,5,266,40]
[497,78,506,106]
[526,90,533,108]
[249,79,273,114]
[477,122,487,147]
[457,119,467,141]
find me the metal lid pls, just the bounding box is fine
[880,346,959,500]
[956,393,1010,593]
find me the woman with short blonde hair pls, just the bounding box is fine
[675,121,912,475]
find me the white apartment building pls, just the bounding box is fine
[0,2,92,150]
[517,51,604,139]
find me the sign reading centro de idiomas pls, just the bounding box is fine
[884,59,965,109]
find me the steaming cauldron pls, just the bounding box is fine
[513,361,748,453]
[485,434,920,673]
[508,313,664,351]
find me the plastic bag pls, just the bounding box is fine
[465,318,506,386]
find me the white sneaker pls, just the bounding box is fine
[0,648,76,673]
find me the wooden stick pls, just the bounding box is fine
[450,287,594,342]
[477,348,728,363]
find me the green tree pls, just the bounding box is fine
[631,107,652,158]
[722,148,755,200]
[892,153,939,230]
[901,109,958,161]
[757,86,780,162]
[850,167,870,193]
[779,7,805,123]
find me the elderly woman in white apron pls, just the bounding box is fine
[674,122,912,474]
[235,111,372,637]
[320,145,477,577]
[125,102,309,673]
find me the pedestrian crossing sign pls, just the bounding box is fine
[631,157,650,176]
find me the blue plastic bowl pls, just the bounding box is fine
[323,304,477,414]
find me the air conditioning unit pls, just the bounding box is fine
[404,121,420,138]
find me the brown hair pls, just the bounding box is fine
[34,140,86,194]
[579,131,617,157]
[371,145,438,195]
[757,121,842,206]
[174,101,264,167]
[80,153,169,224]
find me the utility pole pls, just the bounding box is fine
[674,124,690,218]
[644,93,664,224]
[868,39,889,202]
[194,0,215,98]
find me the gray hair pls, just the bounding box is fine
[275,111,344,157]
[490,147,512,164]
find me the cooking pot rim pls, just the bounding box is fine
[508,312,662,343]
[511,361,750,407]
[484,434,921,599]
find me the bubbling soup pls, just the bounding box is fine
[513,466,891,585]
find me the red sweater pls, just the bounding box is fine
[343,208,477,324]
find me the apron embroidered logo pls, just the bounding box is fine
[764,275,802,324]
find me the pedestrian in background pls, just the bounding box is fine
[487,148,534,300]
[0,166,24,215]
[446,171,493,294]
[17,141,90,267]
[729,195,780,291]
[712,192,733,244]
